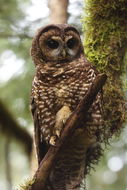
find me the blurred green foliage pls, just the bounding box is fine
[0,0,34,125]
[0,0,34,189]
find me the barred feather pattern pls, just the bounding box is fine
[31,24,103,190]
[31,55,103,189]
[32,57,102,140]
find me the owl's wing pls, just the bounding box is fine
[31,96,48,164]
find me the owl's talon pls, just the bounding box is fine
[63,118,68,124]
[54,105,72,139]
[56,130,61,138]
[49,136,57,146]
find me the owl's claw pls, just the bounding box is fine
[49,136,57,146]
[50,106,72,146]
[54,105,72,136]
[56,129,61,138]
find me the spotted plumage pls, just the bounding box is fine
[31,24,103,190]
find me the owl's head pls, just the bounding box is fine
[31,24,84,65]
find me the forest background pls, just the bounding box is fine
[0,0,127,190]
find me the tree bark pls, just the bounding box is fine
[48,0,69,24]
[30,73,107,190]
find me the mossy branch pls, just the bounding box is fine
[28,73,107,190]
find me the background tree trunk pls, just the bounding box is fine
[48,0,69,24]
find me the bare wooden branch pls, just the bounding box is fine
[30,73,107,190]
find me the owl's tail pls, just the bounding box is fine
[45,129,89,190]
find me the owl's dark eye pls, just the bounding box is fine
[46,39,59,49]
[67,37,77,49]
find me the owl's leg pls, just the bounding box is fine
[49,105,72,145]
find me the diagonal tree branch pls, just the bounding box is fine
[30,73,107,190]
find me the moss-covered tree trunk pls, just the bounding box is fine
[82,0,127,138]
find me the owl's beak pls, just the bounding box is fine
[62,49,66,57]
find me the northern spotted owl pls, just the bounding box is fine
[31,24,103,190]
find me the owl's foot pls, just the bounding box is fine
[53,105,72,138]
[55,129,61,138]
[49,106,72,146]
[49,136,57,146]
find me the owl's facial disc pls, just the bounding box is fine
[45,36,63,59]
[46,36,60,50]
[66,36,79,57]
[39,29,82,62]
[44,35,80,61]
[46,39,59,49]
[66,36,77,49]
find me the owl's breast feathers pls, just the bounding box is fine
[31,54,102,141]
[31,55,103,189]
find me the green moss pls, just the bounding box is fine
[17,178,35,190]
[82,0,127,173]
[82,0,127,136]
